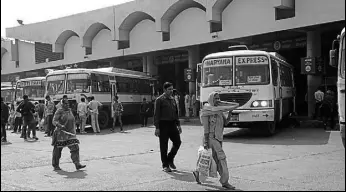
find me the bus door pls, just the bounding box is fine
[110,77,117,117]
[271,58,282,122]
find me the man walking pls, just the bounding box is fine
[77,97,88,134]
[140,98,150,127]
[17,95,38,141]
[45,95,56,137]
[1,97,9,143]
[111,96,124,132]
[88,96,102,133]
[154,82,182,172]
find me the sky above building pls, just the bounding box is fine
[1,0,133,38]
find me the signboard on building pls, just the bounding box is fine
[301,57,325,75]
[184,68,195,82]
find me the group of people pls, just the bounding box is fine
[314,87,338,130]
[171,90,200,118]
[153,82,238,189]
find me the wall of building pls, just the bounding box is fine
[2,0,345,75]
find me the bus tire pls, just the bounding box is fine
[263,121,277,136]
[98,110,109,129]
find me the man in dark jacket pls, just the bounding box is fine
[1,97,9,143]
[17,95,38,140]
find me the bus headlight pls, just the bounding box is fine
[252,101,259,107]
[251,100,272,107]
[261,101,268,107]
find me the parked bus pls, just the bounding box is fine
[329,27,345,148]
[45,67,157,129]
[198,47,295,135]
[14,77,46,103]
[1,86,20,104]
[1,82,13,88]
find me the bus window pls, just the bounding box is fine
[280,64,293,87]
[91,74,110,93]
[271,58,279,86]
[47,75,65,96]
[235,57,270,85]
[203,65,233,87]
[67,73,90,94]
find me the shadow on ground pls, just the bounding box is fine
[55,170,88,179]
[223,122,332,146]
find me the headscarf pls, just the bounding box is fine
[200,92,239,117]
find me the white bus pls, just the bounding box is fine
[14,77,46,103]
[45,67,156,129]
[330,27,345,148]
[198,48,295,135]
[1,86,20,104]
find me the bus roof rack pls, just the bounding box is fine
[93,67,150,77]
[269,52,288,63]
[228,45,249,51]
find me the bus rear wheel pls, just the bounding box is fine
[98,110,109,129]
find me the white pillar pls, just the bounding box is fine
[147,55,157,76]
[142,56,147,74]
[188,46,200,95]
[307,30,323,118]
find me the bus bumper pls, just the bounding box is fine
[226,109,275,123]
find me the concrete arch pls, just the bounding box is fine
[209,0,233,23]
[83,22,111,48]
[159,0,206,33]
[118,11,155,41]
[53,30,79,53]
[1,47,8,59]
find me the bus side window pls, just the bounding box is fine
[271,58,279,86]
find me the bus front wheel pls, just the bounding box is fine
[98,110,109,129]
[263,121,277,136]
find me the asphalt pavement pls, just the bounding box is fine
[1,121,345,191]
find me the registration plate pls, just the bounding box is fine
[230,114,239,121]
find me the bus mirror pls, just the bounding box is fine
[329,49,338,68]
[87,80,91,86]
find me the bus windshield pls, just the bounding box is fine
[66,73,90,94]
[23,86,45,98]
[235,56,270,85]
[16,80,45,99]
[203,58,233,87]
[47,75,65,95]
[341,35,345,79]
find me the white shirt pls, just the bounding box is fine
[314,90,324,102]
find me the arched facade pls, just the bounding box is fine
[117,11,155,48]
[159,0,206,41]
[83,22,111,48]
[53,30,80,53]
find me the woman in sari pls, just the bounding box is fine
[193,92,239,189]
[52,97,86,171]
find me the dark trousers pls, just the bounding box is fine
[14,117,22,132]
[1,123,6,140]
[52,145,80,168]
[22,120,36,139]
[314,102,322,119]
[45,115,54,136]
[159,120,182,168]
[141,114,148,126]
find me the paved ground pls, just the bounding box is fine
[1,121,345,191]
